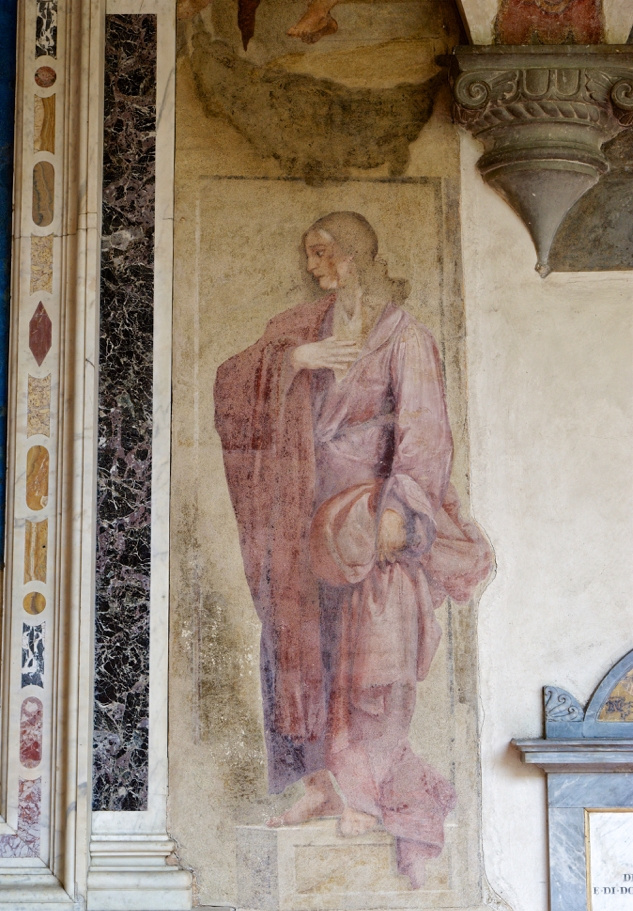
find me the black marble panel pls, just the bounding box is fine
[21,623,44,689]
[92,14,156,812]
[35,1,56,59]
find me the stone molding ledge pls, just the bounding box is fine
[513,738,633,773]
[447,46,633,276]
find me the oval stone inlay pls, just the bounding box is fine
[35,65,56,88]
[32,161,54,227]
[23,592,46,615]
[19,697,43,768]
[26,446,49,511]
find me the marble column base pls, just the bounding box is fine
[87,835,193,910]
[236,819,456,911]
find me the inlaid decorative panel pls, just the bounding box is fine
[28,301,52,365]
[35,0,57,58]
[92,12,157,813]
[30,236,53,294]
[27,375,51,437]
[33,95,55,153]
[19,696,43,768]
[0,779,41,858]
[32,161,54,226]
[21,623,45,689]
[23,519,47,584]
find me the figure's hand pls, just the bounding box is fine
[377,509,407,564]
[291,336,360,372]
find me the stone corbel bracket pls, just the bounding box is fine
[447,46,633,277]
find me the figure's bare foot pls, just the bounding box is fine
[287,3,339,43]
[267,771,344,828]
[338,807,380,837]
[177,0,211,19]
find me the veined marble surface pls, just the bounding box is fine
[93,12,157,813]
[588,811,633,910]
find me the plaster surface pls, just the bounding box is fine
[461,131,633,911]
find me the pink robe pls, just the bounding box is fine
[215,297,492,887]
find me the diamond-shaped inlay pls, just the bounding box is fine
[29,302,52,367]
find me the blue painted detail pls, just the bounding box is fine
[0,2,18,563]
[543,649,633,740]
[584,648,633,737]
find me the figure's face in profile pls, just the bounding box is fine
[304,229,355,291]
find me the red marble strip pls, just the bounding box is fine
[19,696,43,768]
[0,778,41,857]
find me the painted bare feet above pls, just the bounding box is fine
[338,807,380,837]
[287,0,339,43]
[267,770,344,827]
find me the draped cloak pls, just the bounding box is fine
[215,296,493,886]
[214,296,492,789]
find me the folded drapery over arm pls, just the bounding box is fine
[382,322,453,556]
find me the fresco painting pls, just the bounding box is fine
[495,0,604,45]
[170,0,492,905]
[214,212,491,886]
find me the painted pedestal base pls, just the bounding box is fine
[236,820,456,911]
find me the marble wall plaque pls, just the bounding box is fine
[588,811,633,910]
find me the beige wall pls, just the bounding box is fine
[461,133,633,910]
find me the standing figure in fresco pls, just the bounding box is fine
[214,212,491,887]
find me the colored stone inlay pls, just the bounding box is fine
[23,592,46,615]
[29,302,52,366]
[30,235,53,294]
[32,161,54,227]
[26,445,49,510]
[35,66,56,88]
[0,778,41,858]
[20,697,43,768]
[35,0,57,58]
[21,623,45,688]
[24,519,47,584]
[27,375,51,437]
[92,14,156,812]
[494,0,604,44]
[599,668,633,722]
[33,95,55,154]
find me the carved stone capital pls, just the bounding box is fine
[447,46,633,276]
